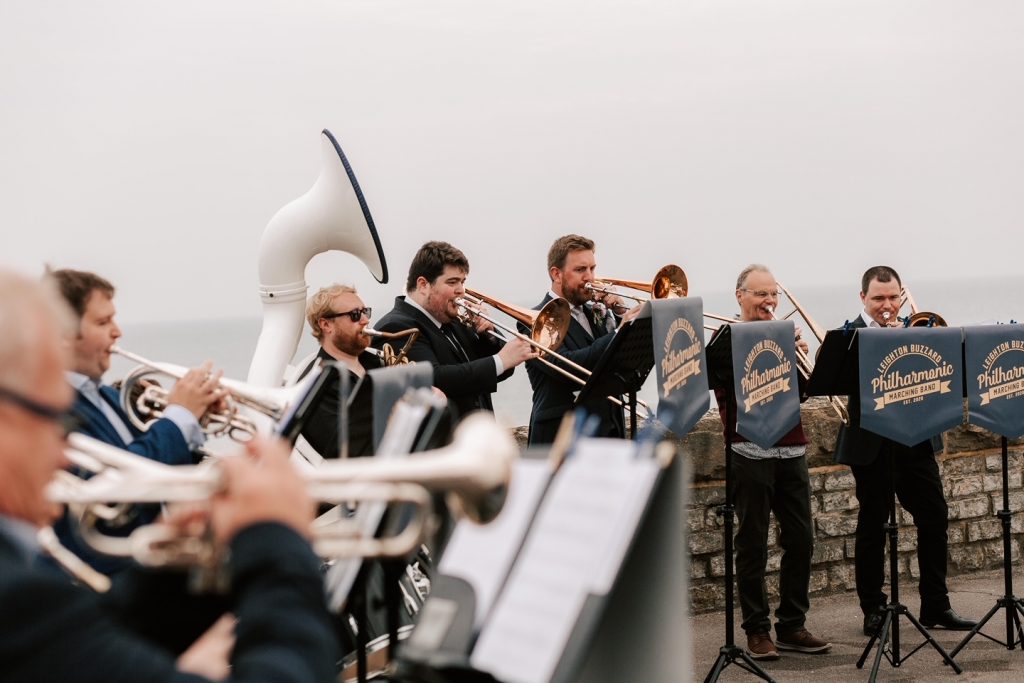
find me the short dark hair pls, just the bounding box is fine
[48,269,115,318]
[861,266,901,294]
[405,241,469,292]
[547,234,595,272]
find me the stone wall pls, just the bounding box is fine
[680,398,1024,613]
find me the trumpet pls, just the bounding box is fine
[112,346,308,440]
[362,326,419,366]
[50,413,514,567]
[585,264,688,305]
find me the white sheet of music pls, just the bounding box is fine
[470,438,660,683]
[438,457,552,629]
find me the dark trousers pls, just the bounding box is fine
[850,442,950,615]
[732,453,814,636]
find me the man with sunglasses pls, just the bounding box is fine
[298,284,381,459]
[49,269,227,573]
[375,241,536,422]
[0,269,337,683]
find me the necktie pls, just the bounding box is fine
[440,323,470,362]
[571,306,594,337]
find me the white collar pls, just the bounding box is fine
[405,295,443,329]
[859,310,882,328]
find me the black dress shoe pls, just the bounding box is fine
[863,609,885,637]
[920,608,977,631]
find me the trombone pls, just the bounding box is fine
[50,413,515,567]
[585,264,688,304]
[455,289,652,417]
[704,282,850,424]
[111,346,309,440]
[892,286,947,327]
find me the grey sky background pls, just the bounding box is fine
[2,0,1022,330]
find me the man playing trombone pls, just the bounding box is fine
[299,284,382,460]
[715,264,830,660]
[835,266,975,635]
[0,269,338,683]
[522,234,642,445]
[49,269,229,574]
[375,241,536,423]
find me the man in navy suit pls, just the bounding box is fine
[50,269,226,573]
[835,265,975,635]
[375,241,536,423]
[522,234,642,445]
[0,269,337,683]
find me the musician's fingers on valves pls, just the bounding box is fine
[167,360,228,418]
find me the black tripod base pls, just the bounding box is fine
[950,597,1024,656]
[703,645,777,683]
[857,603,962,680]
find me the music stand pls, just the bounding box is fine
[575,316,654,439]
[702,324,775,683]
[808,330,962,680]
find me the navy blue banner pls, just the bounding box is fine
[965,324,1024,439]
[650,297,710,436]
[858,327,963,446]
[730,320,801,449]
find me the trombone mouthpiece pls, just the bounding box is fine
[882,311,891,321]
[764,305,775,315]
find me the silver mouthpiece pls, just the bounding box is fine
[882,312,891,321]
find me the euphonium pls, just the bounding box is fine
[113,345,310,440]
[362,327,419,366]
[49,413,515,567]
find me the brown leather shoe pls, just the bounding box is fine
[746,632,780,660]
[776,627,832,654]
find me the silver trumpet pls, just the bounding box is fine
[48,413,515,567]
[112,345,309,440]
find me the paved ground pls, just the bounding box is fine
[689,568,1024,682]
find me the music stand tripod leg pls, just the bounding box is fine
[951,435,1024,655]
[701,399,776,683]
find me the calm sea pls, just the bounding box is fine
[114,276,1021,429]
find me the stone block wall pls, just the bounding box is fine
[680,398,1024,613]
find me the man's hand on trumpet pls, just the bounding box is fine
[165,360,229,420]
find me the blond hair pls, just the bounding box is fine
[306,284,358,342]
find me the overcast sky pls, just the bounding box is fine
[2,0,1022,328]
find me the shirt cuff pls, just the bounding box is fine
[162,404,206,449]
[493,354,505,376]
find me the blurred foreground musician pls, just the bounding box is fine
[50,268,227,574]
[375,241,535,423]
[714,264,829,660]
[835,265,976,635]
[299,284,381,460]
[0,270,337,683]
[522,234,641,445]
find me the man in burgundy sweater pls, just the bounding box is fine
[715,264,830,661]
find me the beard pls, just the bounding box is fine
[332,328,370,356]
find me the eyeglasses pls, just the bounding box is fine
[740,289,781,299]
[321,307,372,323]
[0,385,80,437]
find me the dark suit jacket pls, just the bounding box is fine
[833,314,943,466]
[521,294,624,445]
[0,521,337,683]
[299,347,382,459]
[374,296,513,420]
[57,385,198,574]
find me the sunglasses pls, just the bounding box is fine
[322,307,372,323]
[0,385,80,437]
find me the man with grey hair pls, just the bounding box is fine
[714,264,830,660]
[0,269,338,682]
[299,283,381,459]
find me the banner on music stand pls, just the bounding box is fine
[965,324,1024,439]
[858,327,963,447]
[650,297,710,436]
[730,320,800,449]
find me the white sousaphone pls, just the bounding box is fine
[247,129,389,387]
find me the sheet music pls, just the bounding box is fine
[470,439,660,683]
[438,457,552,629]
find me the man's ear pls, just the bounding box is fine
[548,266,561,285]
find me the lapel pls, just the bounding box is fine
[394,297,463,364]
[72,387,131,447]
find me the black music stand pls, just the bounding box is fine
[808,330,962,680]
[702,324,775,683]
[575,316,654,439]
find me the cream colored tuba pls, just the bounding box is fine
[247,130,389,388]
